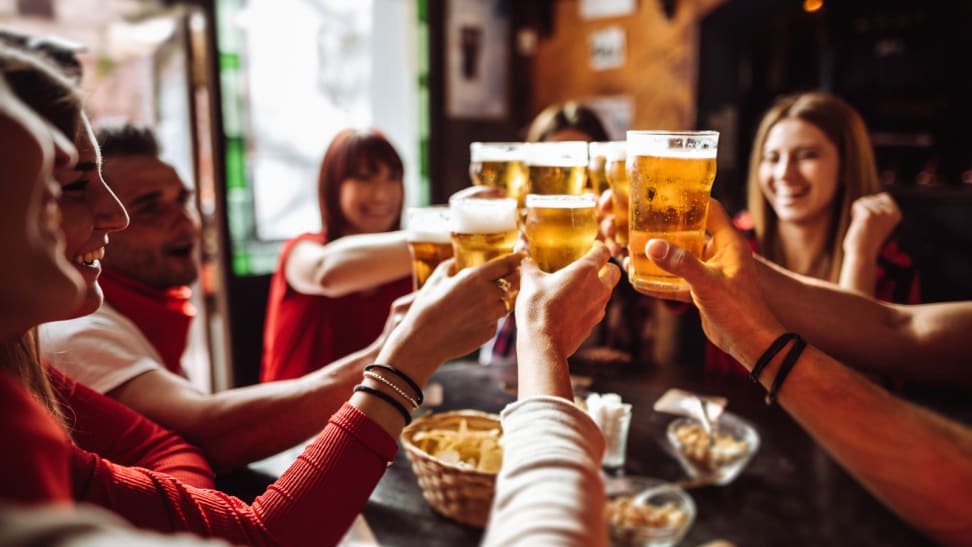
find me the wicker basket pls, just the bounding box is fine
[400,410,502,528]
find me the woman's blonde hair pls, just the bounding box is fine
[1,330,63,422]
[746,92,881,282]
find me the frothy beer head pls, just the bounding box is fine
[626,131,719,160]
[406,206,452,244]
[450,197,518,234]
[525,141,588,167]
[470,142,525,163]
[449,197,518,272]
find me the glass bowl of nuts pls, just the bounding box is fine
[666,412,759,486]
[604,475,695,547]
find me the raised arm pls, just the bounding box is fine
[837,192,904,296]
[284,231,412,297]
[483,245,619,547]
[644,199,972,545]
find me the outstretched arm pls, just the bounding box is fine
[285,231,412,297]
[756,256,972,387]
[643,199,972,545]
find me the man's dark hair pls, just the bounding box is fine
[96,124,160,158]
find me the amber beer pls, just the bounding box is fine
[627,131,719,293]
[449,197,519,271]
[587,142,610,194]
[469,142,529,204]
[524,194,598,272]
[526,141,588,195]
[603,141,630,246]
[405,207,454,290]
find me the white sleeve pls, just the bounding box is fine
[482,396,609,547]
[39,304,163,394]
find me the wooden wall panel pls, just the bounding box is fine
[531,0,725,131]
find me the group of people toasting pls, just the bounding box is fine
[1,26,970,547]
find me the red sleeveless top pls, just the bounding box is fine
[260,232,411,382]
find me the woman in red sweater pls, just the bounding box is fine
[261,128,414,382]
[1,44,519,546]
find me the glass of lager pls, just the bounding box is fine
[449,197,519,271]
[405,206,454,290]
[587,142,611,194]
[626,130,719,294]
[524,194,598,273]
[469,142,529,205]
[603,141,630,247]
[525,141,589,195]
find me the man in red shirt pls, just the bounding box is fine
[41,124,405,470]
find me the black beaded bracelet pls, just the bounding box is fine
[750,332,798,384]
[765,335,807,406]
[354,384,412,426]
[365,363,424,405]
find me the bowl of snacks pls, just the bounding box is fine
[400,410,503,527]
[604,475,695,547]
[666,411,759,486]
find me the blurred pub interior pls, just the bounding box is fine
[3,0,970,391]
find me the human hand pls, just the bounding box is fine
[843,192,901,260]
[376,253,524,387]
[516,243,620,362]
[643,199,785,366]
[596,189,625,258]
[371,292,415,350]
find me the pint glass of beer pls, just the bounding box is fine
[525,141,589,195]
[627,130,719,294]
[449,197,519,271]
[587,142,611,194]
[603,141,630,247]
[524,194,598,272]
[405,206,454,290]
[469,142,529,205]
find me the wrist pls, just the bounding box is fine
[376,327,440,389]
[730,324,789,372]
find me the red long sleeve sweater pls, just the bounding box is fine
[2,371,398,546]
[47,364,214,488]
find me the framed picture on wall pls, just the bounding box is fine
[446,0,509,119]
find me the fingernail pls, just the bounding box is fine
[646,239,670,259]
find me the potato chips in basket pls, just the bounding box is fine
[401,410,503,527]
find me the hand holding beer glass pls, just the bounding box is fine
[525,141,589,195]
[627,130,719,294]
[524,194,598,273]
[449,195,520,311]
[405,206,454,290]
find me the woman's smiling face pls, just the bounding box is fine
[52,114,129,319]
[758,118,841,225]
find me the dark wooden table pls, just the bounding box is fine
[362,360,936,546]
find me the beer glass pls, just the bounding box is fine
[603,141,630,247]
[626,130,719,294]
[525,141,588,195]
[449,197,519,271]
[405,206,454,290]
[587,142,611,194]
[469,142,529,205]
[524,194,598,272]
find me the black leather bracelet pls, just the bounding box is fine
[765,336,807,406]
[365,363,424,405]
[354,384,412,425]
[750,332,798,383]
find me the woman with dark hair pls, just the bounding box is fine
[261,128,414,382]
